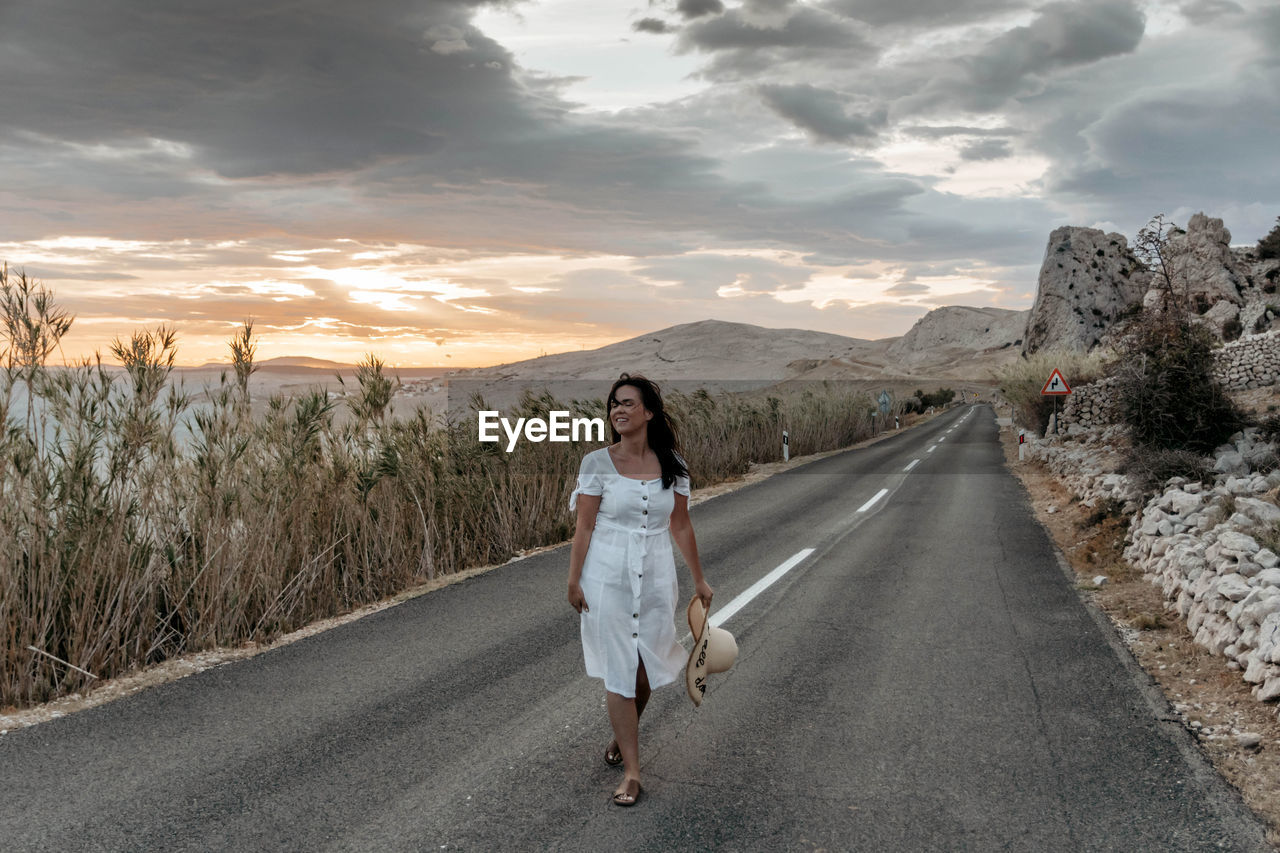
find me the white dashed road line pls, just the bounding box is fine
[710,409,969,627]
[710,548,816,628]
[857,488,889,513]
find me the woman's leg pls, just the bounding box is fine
[607,658,649,801]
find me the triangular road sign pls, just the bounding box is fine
[1041,368,1072,395]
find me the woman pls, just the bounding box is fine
[567,374,714,807]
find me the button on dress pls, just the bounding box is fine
[569,447,690,697]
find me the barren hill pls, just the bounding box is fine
[417,311,1024,411]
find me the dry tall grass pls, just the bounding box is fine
[0,268,882,709]
[995,349,1109,432]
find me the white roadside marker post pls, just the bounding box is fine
[782,429,789,462]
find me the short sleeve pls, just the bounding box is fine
[674,452,691,497]
[569,452,605,511]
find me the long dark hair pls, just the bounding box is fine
[607,373,688,490]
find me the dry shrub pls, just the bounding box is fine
[0,271,881,708]
[1120,446,1212,496]
[995,348,1109,433]
[1112,310,1246,453]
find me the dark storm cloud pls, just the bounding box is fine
[1048,84,1280,217]
[0,0,535,180]
[633,17,675,34]
[0,0,793,259]
[960,4,1141,110]
[958,138,1013,160]
[903,125,1024,139]
[1179,0,1245,24]
[676,0,725,19]
[967,0,1145,94]
[822,0,1023,27]
[758,84,886,144]
[0,0,1030,273]
[675,3,876,79]
[681,4,862,51]
[900,0,1146,114]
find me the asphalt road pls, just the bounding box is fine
[1,406,1271,851]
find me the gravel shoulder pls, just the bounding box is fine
[1001,423,1280,848]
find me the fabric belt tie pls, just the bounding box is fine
[595,518,663,601]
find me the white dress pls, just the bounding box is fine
[569,447,690,697]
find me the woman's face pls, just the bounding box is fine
[609,384,652,436]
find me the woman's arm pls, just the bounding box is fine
[669,493,713,607]
[567,494,600,613]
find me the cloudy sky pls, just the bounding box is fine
[1,0,1276,366]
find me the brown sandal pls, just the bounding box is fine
[611,779,642,807]
[604,740,623,767]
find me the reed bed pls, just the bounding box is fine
[0,268,882,709]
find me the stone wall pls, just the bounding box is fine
[1026,427,1280,706]
[1055,331,1279,431]
[1216,329,1280,390]
[1059,376,1121,433]
[1122,430,1280,703]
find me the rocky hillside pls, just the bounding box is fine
[1023,213,1280,355]
[887,306,1027,362]
[1022,226,1149,353]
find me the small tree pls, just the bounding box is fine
[1113,309,1245,453]
[1133,214,1187,313]
[1114,214,1247,453]
[1258,216,1280,260]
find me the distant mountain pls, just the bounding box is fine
[259,356,351,368]
[191,355,352,371]
[455,319,889,385]
[887,306,1028,362]
[428,312,1026,411]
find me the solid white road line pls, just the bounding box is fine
[857,488,889,513]
[710,548,815,628]
[904,459,920,472]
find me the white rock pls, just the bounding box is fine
[1245,655,1271,683]
[1215,451,1246,475]
[1229,512,1257,529]
[1237,732,1264,749]
[1237,497,1280,525]
[1258,676,1280,701]
[1227,477,1254,496]
[1163,490,1203,516]
[1218,574,1253,602]
[1218,530,1262,555]
[1257,549,1279,570]
[1246,596,1280,627]
[1092,575,1109,587]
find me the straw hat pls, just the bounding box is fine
[686,596,738,706]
